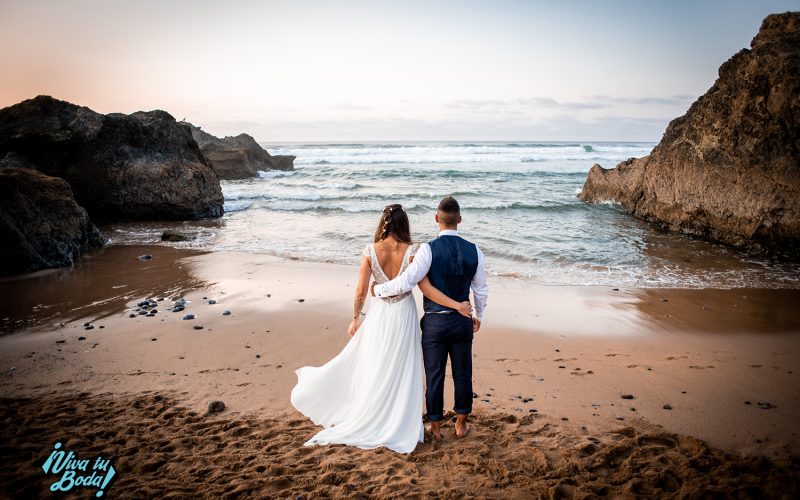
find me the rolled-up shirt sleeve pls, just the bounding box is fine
[471,246,489,320]
[374,243,432,297]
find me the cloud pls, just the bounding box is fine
[249,112,673,142]
[191,95,693,142]
[446,97,606,111]
[327,103,375,111]
[589,94,696,106]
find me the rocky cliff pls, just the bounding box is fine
[189,125,294,180]
[579,12,800,258]
[0,167,104,276]
[0,96,224,223]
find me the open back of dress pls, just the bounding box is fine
[290,243,424,454]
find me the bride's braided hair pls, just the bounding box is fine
[374,204,412,244]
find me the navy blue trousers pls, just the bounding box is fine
[420,312,473,421]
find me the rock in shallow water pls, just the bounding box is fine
[182,314,195,320]
[578,12,800,258]
[188,124,294,180]
[161,229,193,242]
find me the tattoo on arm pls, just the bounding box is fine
[353,296,364,320]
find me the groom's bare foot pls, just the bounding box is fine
[455,415,470,438]
[429,421,443,440]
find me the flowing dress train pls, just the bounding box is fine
[290,244,424,454]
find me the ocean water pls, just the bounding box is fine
[108,141,800,288]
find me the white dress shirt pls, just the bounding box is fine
[374,229,489,320]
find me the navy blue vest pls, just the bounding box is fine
[423,235,479,314]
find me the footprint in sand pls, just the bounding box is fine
[666,356,688,361]
[688,365,715,369]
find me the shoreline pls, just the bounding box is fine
[1,244,798,453]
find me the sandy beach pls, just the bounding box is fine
[1,244,799,497]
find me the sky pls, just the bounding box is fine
[0,0,797,141]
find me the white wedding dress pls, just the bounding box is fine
[290,244,424,454]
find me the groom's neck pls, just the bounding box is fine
[439,224,458,232]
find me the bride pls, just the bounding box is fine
[290,204,472,454]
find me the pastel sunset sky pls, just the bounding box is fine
[1,0,796,141]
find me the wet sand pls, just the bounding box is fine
[1,245,799,497]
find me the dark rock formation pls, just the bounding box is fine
[189,125,294,180]
[0,167,103,277]
[579,12,800,258]
[0,96,224,223]
[269,154,296,172]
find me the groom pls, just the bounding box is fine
[372,196,488,439]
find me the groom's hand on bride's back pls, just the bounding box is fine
[370,281,376,297]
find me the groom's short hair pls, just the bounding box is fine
[437,196,460,226]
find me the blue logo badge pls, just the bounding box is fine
[42,442,117,497]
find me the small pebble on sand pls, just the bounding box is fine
[208,400,225,413]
